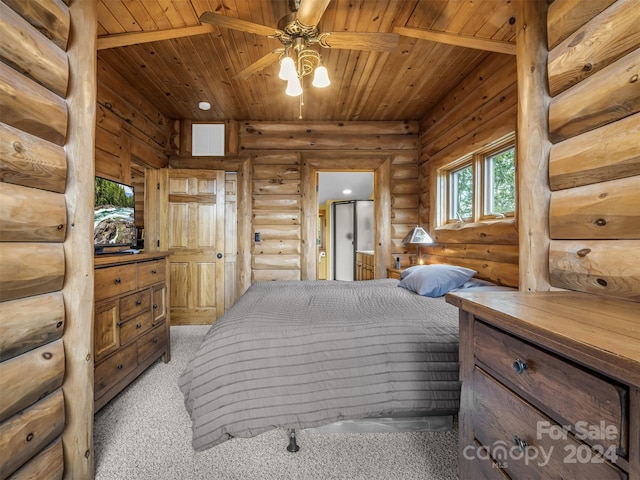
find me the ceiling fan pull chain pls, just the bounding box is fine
[299,89,303,119]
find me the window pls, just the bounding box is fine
[439,135,515,225]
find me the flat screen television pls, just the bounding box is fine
[94,176,136,252]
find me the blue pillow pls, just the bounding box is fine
[398,264,477,297]
[400,265,428,280]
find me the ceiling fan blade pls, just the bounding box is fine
[318,32,399,51]
[232,49,284,81]
[200,11,282,37]
[295,0,331,27]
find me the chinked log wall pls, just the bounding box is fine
[418,53,519,287]
[546,0,640,301]
[0,0,96,478]
[170,121,419,283]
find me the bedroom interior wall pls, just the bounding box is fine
[95,56,171,177]
[417,53,520,287]
[545,0,640,301]
[166,124,414,286]
[6,1,628,476]
[235,121,420,282]
[100,112,419,283]
[0,0,96,476]
[95,55,173,252]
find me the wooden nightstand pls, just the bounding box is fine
[446,291,640,480]
[386,267,406,279]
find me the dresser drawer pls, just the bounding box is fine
[473,368,625,480]
[119,310,153,345]
[474,321,627,456]
[469,441,512,480]
[94,342,137,400]
[137,324,167,365]
[119,289,150,320]
[137,259,165,288]
[95,264,137,301]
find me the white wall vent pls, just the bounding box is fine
[192,123,225,156]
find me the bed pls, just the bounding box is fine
[179,268,505,452]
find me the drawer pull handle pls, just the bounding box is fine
[117,364,123,370]
[152,269,157,274]
[136,300,142,305]
[136,323,142,329]
[512,436,528,452]
[115,277,121,284]
[153,303,158,309]
[117,321,123,327]
[153,338,158,344]
[513,358,527,374]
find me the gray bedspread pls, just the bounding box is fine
[179,279,461,451]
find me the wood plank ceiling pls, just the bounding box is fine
[97,0,517,122]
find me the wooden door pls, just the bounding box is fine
[161,169,225,324]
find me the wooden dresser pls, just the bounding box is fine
[446,291,640,480]
[94,252,171,412]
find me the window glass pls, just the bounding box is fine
[451,164,473,220]
[485,147,515,216]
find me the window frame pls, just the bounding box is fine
[437,134,516,227]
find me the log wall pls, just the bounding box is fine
[95,55,172,238]
[418,53,519,287]
[241,121,418,283]
[546,0,640,301]
[170,120,418,285]
[0,0,95,477]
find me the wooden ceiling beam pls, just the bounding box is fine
[393,26,516,56]
[97,24,215,50]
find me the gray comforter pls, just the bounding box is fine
[179,279,461,451]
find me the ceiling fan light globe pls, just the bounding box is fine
[285,77,303,96]
[312,65,330,88]
[279,56,297,81]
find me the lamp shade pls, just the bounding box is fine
[278,56,297,81]
[402,226,433,245]
[285,76,303,96]
[312,65,330,88]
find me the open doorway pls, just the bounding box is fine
[317,172,374,280]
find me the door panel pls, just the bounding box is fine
[356,200,374,251]
[334,202,355,281]
[169,263,189,309]
[197,204,216,245]
[161,169,225,325]
[197,263,217,307]
[169,203,188,247]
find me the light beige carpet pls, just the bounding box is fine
[94,326,459,480]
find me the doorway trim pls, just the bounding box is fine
[301,154,391,280]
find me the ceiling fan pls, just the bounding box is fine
[199,0,399,83]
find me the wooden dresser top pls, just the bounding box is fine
[446,291,640,387]
[94,251,170,268]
